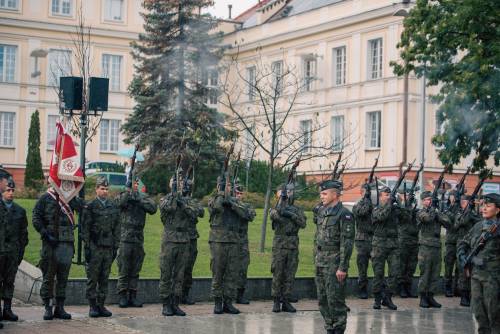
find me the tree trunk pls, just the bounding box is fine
[259,160,274,252]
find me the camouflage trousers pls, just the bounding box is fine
[182,239,198,292]
[417,245,441,294]
[398,242,418,286]
[444,242,459,287]
[159,242,188,299]
[85,246,114,301]
[117,242,145,293]
[471,271,500,334]
[38,242,74,300]
[315,266,348,332]
[371,246,399,295]
[355,239,372,289]
[237,240,250,290]
[209,242,239,300]
[0,251,21,299]
[458,265,472,292]
[271,247,299,298]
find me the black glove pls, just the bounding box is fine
[42,231,58,247]
[176,198,186,208]
[281,209,294,219]
[222,199,232,208]
[84,247,91,263]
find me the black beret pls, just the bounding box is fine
[234,184,244,192]
[6,177,15,189]
[319,179,343,191]
[96,176,109,187]
[379,186,391,194]
[420,190,432,200]
[483,193,500,207]
[0,167,11,180]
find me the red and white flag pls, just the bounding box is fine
[48,120,84,205]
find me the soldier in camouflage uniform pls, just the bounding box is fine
[352,183,373,299]
[397,190,419,298]
[270,185,306,313]
[315,180,354,334]
[0,168,12,330]
[208,180,254,315]
[457,193,500,334]
[455,195,481,307]
[117,178,157,308]
[443,191,460,297]
[0,178,28,322]
[159,176,202,316]
[33,187,85,320]
[82,177,120,318]
[371,187,401,310]
[416,191,451,308]
[235,184,256,305]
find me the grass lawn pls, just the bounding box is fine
[21,198,373,279]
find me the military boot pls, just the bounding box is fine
[54,298,72,320]
[407,283,418,298]
[236,288,250,304]
[43,299,53,320]
[97,299,112,317]
[88,299,100,318]
[427,293,441,308]
[223,299,240,314]
[288,295,298,303]
[399,283,408,298]
[0,321,3,329]
[118,291,128,308]
[2,299,18,321]
[213,297,223,314]
[326,329,335,334]
[382,293,397,310]
[373,293,382,310]
[281,297,296,313]
[162,296,175,316]
[445,282,453,297]
[172,296,186,316]
[460,291,470,307]
[272,297,281,313]
[181,288,195,305]
[358,285,368,299]
[128,291,143,308]
[419,293,430,308]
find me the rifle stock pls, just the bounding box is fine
[126,144,139,189]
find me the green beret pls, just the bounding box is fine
[319,180,343,191]
[420,190,432,200]
[380,186,391,194]
[6,177,15,189]
[483,193,500,207]
[96,176,109,187]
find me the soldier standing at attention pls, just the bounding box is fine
[371,187,401,310]
[457,193,500,334]
[416,191,451,308]
[315,180,354,334]
[443,190,460,297]
[352,183,373,299]
[117,178,157,308]
[158,176,201,316]
[208,179,254,315]
[0,175,28,323]
[33,187,85,320]
[82,177,120,318]
[235,184,256,305]
[270,185,306,313]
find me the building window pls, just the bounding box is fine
[303,56,316,91]
[102,54,122,91]
[202,68,218,106]
[271,60,283,95]
[368,38,383,80]
[300,119,312,153]
[247,66,256,101]
[435,113,445,136]
[51,0,72,16]
[244,124,255,160]
[48,49,72,86]
[331,115,344,152]
[333,46,346,86]
[100,119,120,152]
[47,115,59,149]
[104,0,124,21]
[0,0,18,10]
[0,112,15,147]
[366,111,381,149]
[0,44,16,83]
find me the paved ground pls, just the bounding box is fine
[2,297,476,334]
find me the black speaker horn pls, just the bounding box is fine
[88,77,109,112]
[60,76,83,110]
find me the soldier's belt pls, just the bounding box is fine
[123,224,144,231]
[275,232,299,237]
[317,245,339,251]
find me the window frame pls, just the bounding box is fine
[332,46,346,86]
[302,56,316,92]
[330,115,344,152]
[103,0,125,23]
[246,66,256,101]
[0,111,15,148]
[51,0,73,17]
[0,0,19,11]
[271,60,284,96]
[47,48,72,87]
[300,119,312,154]
[367,38,383,80]
[100,119,121,152]
[366,111,381,149]
[101,53,123,92]
[0,44,17,83]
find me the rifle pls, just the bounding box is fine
[183,165,193,196]
[126,144,139,189]
[462,169,492,217]
[455,166,472,203]
[463,220,499,277]
[277,158,301,208]
[223,142,235,199]
[375,176,380,206]
[231,151,241,196]
[172,152,182,195]
[431,164,451,209]
[391,160,415,200]
[331,151,343,180]
[364,154,379,200]
[407,162,424,208]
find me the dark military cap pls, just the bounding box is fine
[6,177,15,189]
[234,184,244,193]
[96,176,109,187]
[420,190,432,200]
[379,186,391,194]
[0,167,11,180]
[483,193,500,207]
[319,179,343,191]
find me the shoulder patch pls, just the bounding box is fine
[345,214,352,220]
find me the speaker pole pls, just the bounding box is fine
[76,111,87,265]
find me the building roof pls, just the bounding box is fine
[234,0,272,23]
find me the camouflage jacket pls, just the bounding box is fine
[3,200,28,255]
[238,202,256,243]
[0,199,7,253]
[208,194,254,243]
[314,202,355,271]
[312,202,322,248]
[160,194,201,243]
[457,218,500,278]
[371,202,402,248]
[118,191,157,244]
[416,206,451,248]
[444,204,461,244]
[352,197,373,241]
[455,208,481,240]
[82,197,121,250]
[398,206,419,245]
[188,199,204,240]
[270,204,306,249]
[33,192,85,243]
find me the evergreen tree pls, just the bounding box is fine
[123,0,232,191]
[25,110,44,190]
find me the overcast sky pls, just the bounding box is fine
[207,0,258,19]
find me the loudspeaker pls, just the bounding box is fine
[60,76,83,110]
[88,77,109,112]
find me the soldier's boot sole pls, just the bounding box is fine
[223,302,240,314]
[427,294,441,308]
[272,299,281,313]
[2,309,18,322]
[98,306,112,317]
